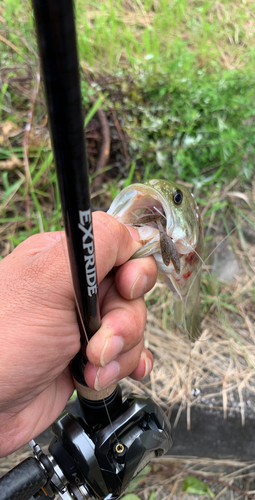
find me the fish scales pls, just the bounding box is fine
[108,179,204,341]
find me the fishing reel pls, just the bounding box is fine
[0,380,172,500]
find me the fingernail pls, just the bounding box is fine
[100,336,124,366]
[141,352,152,379]
[94,362,120,391]
[131,274,148,299]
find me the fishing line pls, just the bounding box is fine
[52,186,120,444]
[181,241,207,270]
[183,207,255,343]
[153,206,167,220]
[56,240,122,473]
[168,274,183,300]
[31,0,123,455]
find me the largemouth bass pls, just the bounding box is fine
[108,179,204,341]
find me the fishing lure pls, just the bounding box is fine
[108,179,204,341]
[156,219,180,273]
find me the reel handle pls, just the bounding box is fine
[0,457,49,500]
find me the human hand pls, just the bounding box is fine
[0,212,157,456]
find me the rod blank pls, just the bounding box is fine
[32,0,101,354]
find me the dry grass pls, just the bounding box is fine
[134,456,255,500]
[124,306,255,429]
[121,182,255,430]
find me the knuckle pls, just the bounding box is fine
[126,300,146,340]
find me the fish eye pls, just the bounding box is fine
[173,188,183,206]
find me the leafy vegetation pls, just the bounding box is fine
[75,0,255,185]
[183,475,215,498]
[1,0,255,189]
[90,70,255,185]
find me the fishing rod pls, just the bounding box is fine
[0,1,172,499]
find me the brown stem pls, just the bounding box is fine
[87,96,111,190]
[110,106,130,166]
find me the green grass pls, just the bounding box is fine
[0,0,255,240]
[1,0,255,451]
[76,0,255,73]
[75,0,255,186]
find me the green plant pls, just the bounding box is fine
[183,475,215,498]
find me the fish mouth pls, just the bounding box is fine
[107,184,173,259]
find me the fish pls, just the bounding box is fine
[107,179,204,341]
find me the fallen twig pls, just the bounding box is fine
[110,106,130,166]
[0,34,25,59]
[0,156,23,170]
[88,96,110,189]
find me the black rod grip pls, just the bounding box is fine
[32,0,101,354]
[0,457,48,500]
